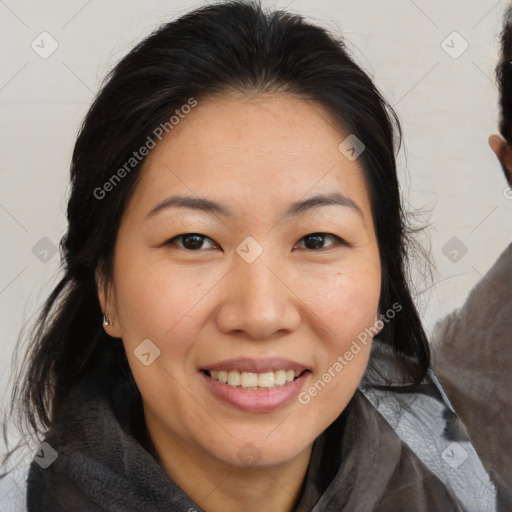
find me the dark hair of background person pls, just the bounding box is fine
[496,5,512,186]
[2,0,430,466]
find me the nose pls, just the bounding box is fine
[215,250,301,340]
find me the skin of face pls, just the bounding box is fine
[98,92,382,510]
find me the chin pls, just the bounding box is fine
[211,440,305,470]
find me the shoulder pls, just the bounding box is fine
[431,242,512,353]
[357,340,497,511]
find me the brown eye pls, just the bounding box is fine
[295,232,344,250]
[167,233,218,250]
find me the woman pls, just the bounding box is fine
[4,1,494,510]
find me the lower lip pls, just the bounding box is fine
[200,371,311,412]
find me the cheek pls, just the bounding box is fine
[300,260,381,341]
[297,268,378,421]
[113,253,213,423]
[113,249,219,347]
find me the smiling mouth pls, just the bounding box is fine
[201,369,309,391]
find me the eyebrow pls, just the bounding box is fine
[145,191,363,220]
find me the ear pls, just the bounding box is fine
[488,133,505,158]
[95,267,123,338]
[489,133,512,167]
[489,133,512,185]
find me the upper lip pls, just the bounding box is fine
[200,358,310,374]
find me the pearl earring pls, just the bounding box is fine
[103,313,110,326]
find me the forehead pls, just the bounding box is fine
[126,92,374,223]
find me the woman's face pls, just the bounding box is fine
[101,92,381,471]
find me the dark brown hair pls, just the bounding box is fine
[496,5,512,186]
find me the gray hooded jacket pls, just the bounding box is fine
[25,340,498,512]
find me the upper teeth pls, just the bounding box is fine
[209,369,301,389]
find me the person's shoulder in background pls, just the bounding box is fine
[432,242,511,351]
[430,241,512,507]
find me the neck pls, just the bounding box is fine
[145,415,313,512]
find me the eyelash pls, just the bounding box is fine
[165,232,346,251]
